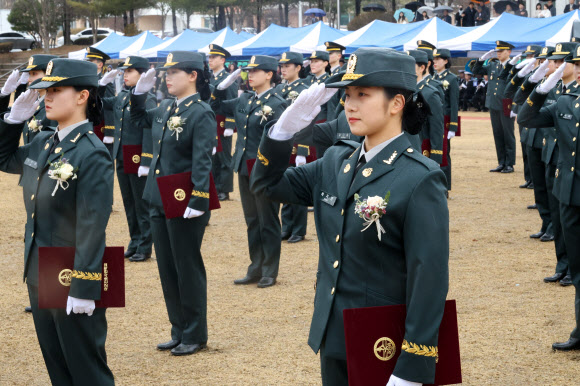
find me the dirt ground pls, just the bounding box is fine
[1,111,580,385]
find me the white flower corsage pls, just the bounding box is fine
[258,105,273,124]
[48,156,77,196]
[168,116,185,140]
[288,91,300,104]
[442,80,450,90]
[354,192,390,241]
[28,119,42,132]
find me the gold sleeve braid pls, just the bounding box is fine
[71,270,102,281]
[401,339,439,363]
[192,190,210,199]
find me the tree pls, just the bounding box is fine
[157,0,171,37]
[9,0,62,51]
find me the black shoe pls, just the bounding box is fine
[24,306,32,313]
[257,277,276,288]
[527,182,534,189]
[157,339,181,351]
[124,250,136,258]
[552,338,580,351]
[171,343,207,356]
[527,204,537,210]
[560,275,573,286]
[519,181,531,188]
[281,231,291,240]
[530,231,544,239]
[544,272,566,283]
[218,192,230,201]
[540,233,555,242]
[490,165,505,172]
[288,235,305,243]
[234,275,260,285]
[130,253,151,262]
[501,166,514,173]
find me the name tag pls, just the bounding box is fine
[337,133,351,140]
[155,117,163,124]
[24,157,38,169]
[559,113,573,120]
[320,191,337,206]
[238,108,247,114]
[546,99,556,105]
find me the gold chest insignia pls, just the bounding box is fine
[362,168,373,177]
[343,163,351,173]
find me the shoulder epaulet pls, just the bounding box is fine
[402,147,440,171]
[86,130,104,148]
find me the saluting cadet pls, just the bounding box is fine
[433,48,459,191]
[250,48,449,386]
[129,52,216,356]
[99,56,157,262]
[518,45,580,351]
[277,51,311,243]
[213,55,288,288]
[324,41,348,122]
[408,50,445,166]
[208,44,236,201]
[472,41,517,173]
[0,58,114,384]
[85,47,116,143]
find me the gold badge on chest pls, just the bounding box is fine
[54,147,62,154]
[343,164,351,173]
[362,168,373,177]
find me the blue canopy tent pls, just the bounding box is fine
[387,18,469,51]
[320,20,406,54]
[119,31,164,58]
[68,32,135,59]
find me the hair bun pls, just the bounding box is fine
[402,92,430,135]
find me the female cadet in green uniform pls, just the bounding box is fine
[0,58,114,384]
[213,55,288,288]
[433,48,459,191]
[518,46,580,351]
[129,51,216,356]
[99,56,157,262]
[250,48,449,386]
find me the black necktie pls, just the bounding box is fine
[354,154,367,175]
[49,133,60,153]
[563,85,567,94]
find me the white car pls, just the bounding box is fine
[56,28,123,46]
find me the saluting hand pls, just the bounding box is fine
[479,49,496,61]
[99,69,119,86]
[18,71,29,85]
[516,57,535,70]
[528,59,550,83]
[134,68,157,95]
[537,61,565,94]
[386,374,422,386]
[6,89,39,124]
[508,53,522,66]
[1,69,21,96]
[217,68,241,90]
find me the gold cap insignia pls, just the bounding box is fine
[346,54,357,74]
[374,337,396,361]
[174,188,186,201]
[250,56,256,64]
[28,57,34,66]
[542,47,548,55]
[496,40,500,45]
[59,269,72,287]
[167,53,173,63]
[46,61,54,76]
[210,44,214,50]
[527,45,531,51]
[576,46,580,56]
[556,43,562,52]
[311,51,317,58]
[124,57,131,66]
[325,42,329,47]
[281,53,286,60]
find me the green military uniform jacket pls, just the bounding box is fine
[472,59,514,111]
[130,92,216,212]
[0,120,113,299]
[100,74,116,138]
[209,69,237,130]
[518,81,580,206]
[214,87,287,176]
[424,75,445,104]
[250,132,449,384]
[434,69,459,130]
[102,88,157,166]
[418,77,445,165]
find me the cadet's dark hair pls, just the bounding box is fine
[268,70,282,86]
[73,86,101,123]
[383,87,430,135]
[428,60,435,76]
[445,58,452,69]
[183,62,211,101]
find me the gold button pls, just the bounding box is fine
[31,213,34,218]
[158,140,161,144]
[331,287,335,295]
[246,115,249,118]
[572,167,575,172]
[573,152,576,156]
[407,148,414,153]
[244,136,246,140]
[155,170,160,175]
[243,147,245,151]
[333,261,339,268]
[120,118,123,121]
[574,137,577,142]
[36,177,39,181]
[335,235,340,242]
[577,123,579,127]
[244,125,247,129]
[554,139,557,142]
[31,233,34,238]
[31,194,34,200]
[341,209,344,216]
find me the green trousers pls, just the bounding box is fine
[281,203,307,237]
[116,160,152,254]
[546,163,569,274]
[150,206,209,345]
[212,135,234,193]
[489,109,516,166]
[519,127,531,182]
[527,146,551,234]
[320,340,348,386]
[28,285,114,386]
[238,174,281,279]
[560,203,580,339]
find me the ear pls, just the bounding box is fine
[265,71,273,81]
[189,70,198,83]
[77,89,90,105]
[390,94,406,116]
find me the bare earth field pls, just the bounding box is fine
[1,111,580,385]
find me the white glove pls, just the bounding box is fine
[480,49,496,61]
[102,136,114,144]
[18,72,29,85]
[5,89,39,123]
[508,53,522,66]
[1,70,21,96]
[295,155,307,166]
[270,83,338,140]
[516,57,536,70]
[537,63,565,94]
[183,207,205,218]
[386,374,422,386]
[99,69,119,86]
[510,111,517,118]
[66,296,95,316]
[217,68,241,90]
[137,166,149,177]
[447,130,456,140]
[517,59,537,78]
[134,68,157,95]
[460,83,467,89]
[303,59,311,67]
[212,147,216,155]
[529,59,550,83]
[223,128,234,137]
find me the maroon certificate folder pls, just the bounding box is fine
[122,145,142,174]
[246,158,256,176]
[38,247,125,309]
[343,299,461,386]
[502,98,513,117]
[156,172,220,219]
